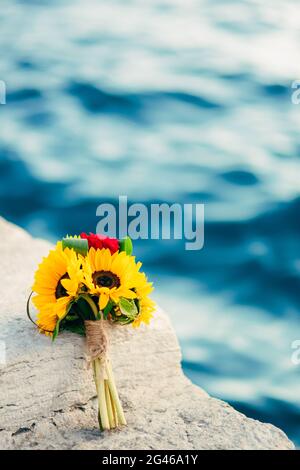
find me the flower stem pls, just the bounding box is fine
[105,380,115,428]
[81,294,100,319]
[92,355,126,431]
[105,358,127,426]
[94,358,110,430]
[110,387,119,427]
[92,360,103,431]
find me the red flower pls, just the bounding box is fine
[80,233,119,254]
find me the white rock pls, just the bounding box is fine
[0,218,294,449]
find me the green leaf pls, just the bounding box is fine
[62,237,88,256]
[52,319,61,342]
[119,236,133,256]
[119,297,138,319]
[76,296,95,320]
[78,294,100,319]
[63,322,86,336]
[103,300,114,320]
[52,301,74,342]
[65,314,79,322]
[114,315,133,325]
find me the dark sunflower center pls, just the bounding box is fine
[92,270,120,289]
[55,273,70,299]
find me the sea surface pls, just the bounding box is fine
[0,0,300,446]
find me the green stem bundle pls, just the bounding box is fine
[83,296,127,431]
[92,356,127,431]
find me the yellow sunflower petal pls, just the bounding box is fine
[54,296,71,319]
[99,292,109,310]
[81,247,155,327]
[32,242,83,334]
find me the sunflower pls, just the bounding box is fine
[82,248,142,310]
[32,242,83,334]
[132,272,156,328]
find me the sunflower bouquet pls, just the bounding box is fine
[27,232,155,431]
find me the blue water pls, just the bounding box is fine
[1,0,300,446]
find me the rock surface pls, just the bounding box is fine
[0,217,294,450]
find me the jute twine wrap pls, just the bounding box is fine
[84,320,108,362]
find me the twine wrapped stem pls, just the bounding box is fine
[85,319,126,430]
[85,319,108,362]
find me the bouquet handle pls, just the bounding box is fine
[85,320,127,430]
